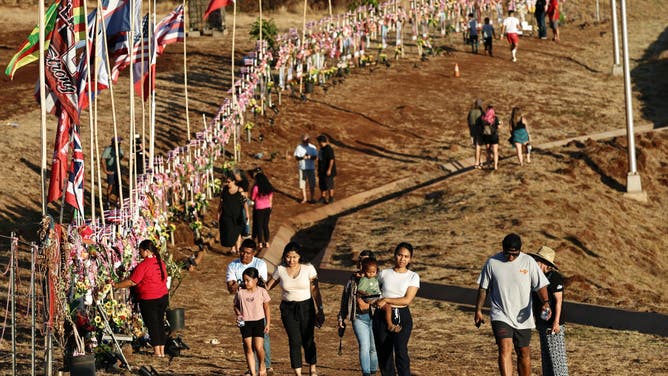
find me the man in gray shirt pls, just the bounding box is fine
[474,233,550,376]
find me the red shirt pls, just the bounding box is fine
[547,0,559,20]
[130,257,168,300]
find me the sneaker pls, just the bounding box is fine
[512,57,517,62]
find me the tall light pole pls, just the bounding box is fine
[610,0,622,75]
[619,0,644,198]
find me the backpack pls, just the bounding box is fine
[482,119,494,136]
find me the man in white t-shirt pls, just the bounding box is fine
[474,233,550,376]
[226,239,272,374]
[293,134,318,204]
[500,10,521,62]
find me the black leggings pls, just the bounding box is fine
[139,294,169,346]
[252,208,271,244]
[373,306,413,376]
[280,299,317,369]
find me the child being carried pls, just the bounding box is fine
[358,258,402,333]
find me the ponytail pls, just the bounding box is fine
[139,239,166,282]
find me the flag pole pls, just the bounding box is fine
[231,0,240,162]
[300,0,307,95]
[259,0,264,116]
[99,0,124,212]
[183,0,191,141]
[128,0,137,213]
[83,0,95,224]
[39,0,47,217]
[150,0,157,173]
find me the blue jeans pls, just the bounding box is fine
[353,313,378,374]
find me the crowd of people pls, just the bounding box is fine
[464,0,561,62]
[467,99,532,170]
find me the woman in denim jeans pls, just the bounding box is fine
[337,250,378,376]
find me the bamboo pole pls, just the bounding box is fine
[300,0,307,94]
[231,0,239,162]
[84,0,95,223]
[259,0,264,116]
[150,0,157,172]
[99,0,124,211]
[39,0,47,217]
[184,0,192,140]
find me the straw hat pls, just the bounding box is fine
[529,246,558,269]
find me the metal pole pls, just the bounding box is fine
[610,0,622,75]
[619,0,642,194]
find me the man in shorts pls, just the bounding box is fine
[293,134,318,203]
[474,233,551,376]
[500,10,521,62]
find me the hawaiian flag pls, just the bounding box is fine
[5,1,60,79]
[65,123,85,212]
[43,0,86,124]
[47,109,73,203]
[203,0,233,20]
[154,4,184,55]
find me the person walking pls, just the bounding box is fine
[480,105,502,170]
[372,242,420,376]
[234,267,271,376]
[535,0,548,39]
[337,250,379,376]
[293,134,318,204]
[500,10,521,62]
[316,134,336,204]
[219,171,246,253]
[266,242,325,376]
[547,0,560,42]
[530,246,569,376]
[251,172,274,249]
[113,240,168,358]
[226,239,273,374]
[467,99,485,169]
[509,107,532,166]
[474,233,551,376]
[482,17,497,57]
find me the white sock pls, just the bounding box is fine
[512,49,517,59]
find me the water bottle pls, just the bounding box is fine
[237,316,245,328]
[526,144,532,156]
[540,306,551,321]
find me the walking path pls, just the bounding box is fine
[259,123,668,337]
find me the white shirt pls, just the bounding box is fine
[294,143,318,170]
[378,268,420,300]
[272,263,318,302]
[226,257,268,284]
[477,252,549,329]
[503,16,521,34]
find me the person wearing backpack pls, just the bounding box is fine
[480,105,502,170]
[467,99,485,169]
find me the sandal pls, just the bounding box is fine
[474,164,482,169]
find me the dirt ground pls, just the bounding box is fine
[0,0,667,375]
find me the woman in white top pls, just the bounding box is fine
[266,242,325,376]
[373,242,420,376]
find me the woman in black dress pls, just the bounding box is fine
[219,172,245,252]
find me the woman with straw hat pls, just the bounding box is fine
[530,246,569,376]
